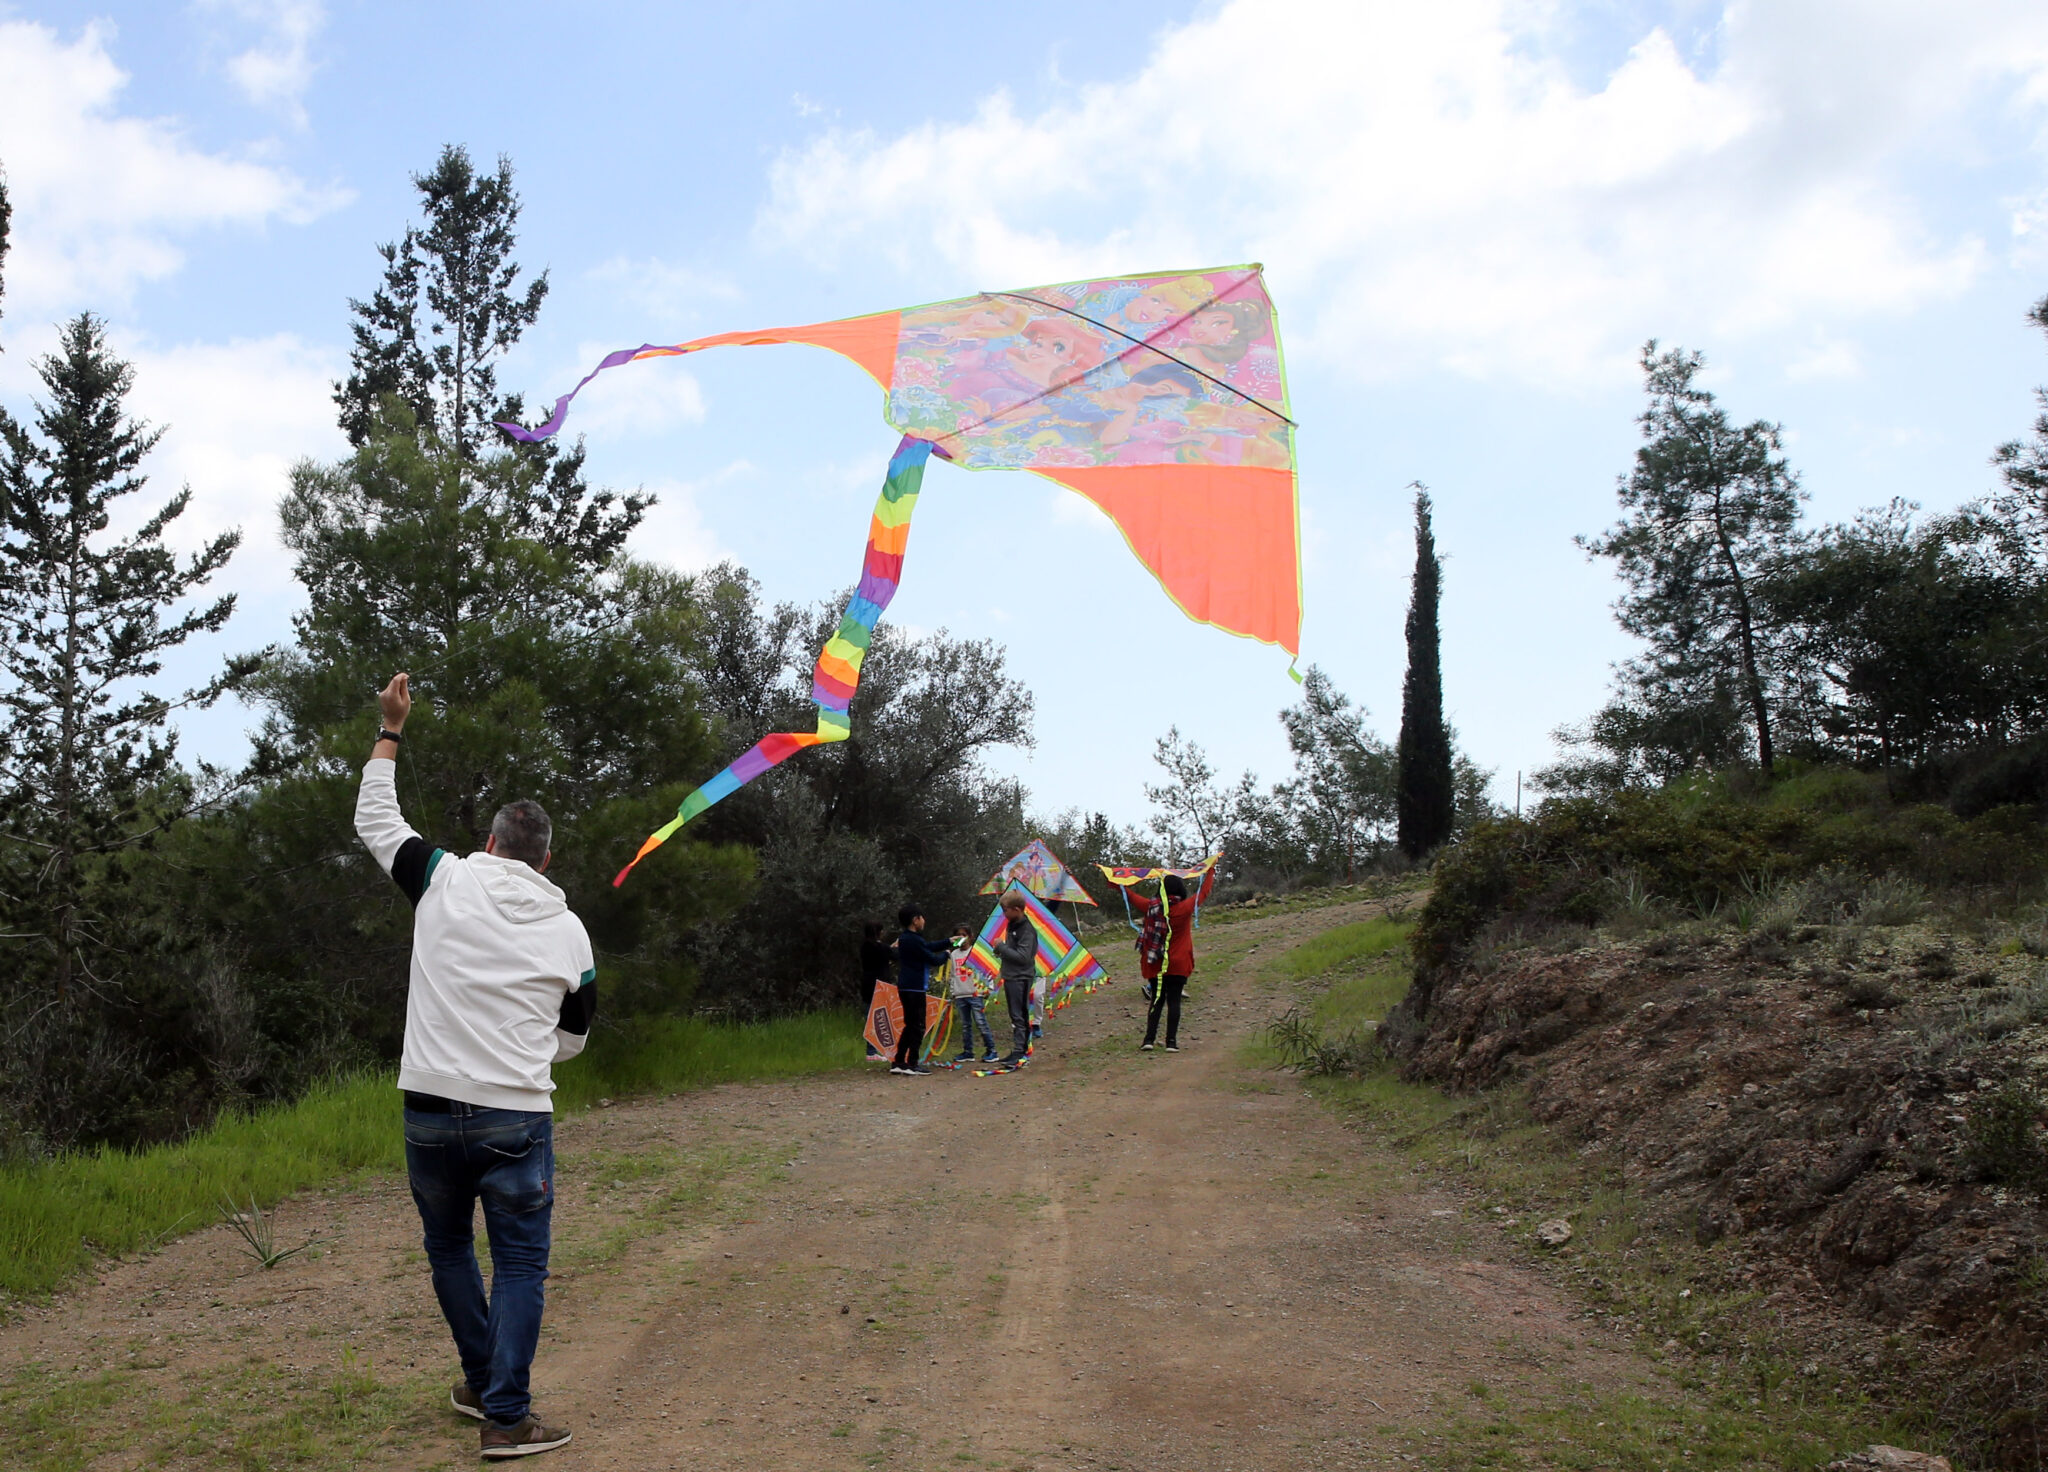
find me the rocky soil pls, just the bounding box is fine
[1397,918,2048,1468]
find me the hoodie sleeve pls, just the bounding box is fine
[355,759,444,908]
[554,928,597,1063]
[991,923,1036,967]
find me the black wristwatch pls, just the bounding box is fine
[376,727,404,745]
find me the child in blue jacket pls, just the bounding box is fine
[890,904,952,1075]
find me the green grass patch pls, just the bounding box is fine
[0,1008,865,1299]
[1430,1373,1920,1470]
[1268,915,1413,982]
[555,1007,863,1108]
[2,1353,448,1472]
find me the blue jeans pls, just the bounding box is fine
[953,996,994,1056]
[403,1105,554,1427]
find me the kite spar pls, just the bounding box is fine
[500,267,1303,885]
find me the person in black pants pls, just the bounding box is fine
[1130,872,1210,1052]
[890,903,950,1076]
[859,920,892,1058]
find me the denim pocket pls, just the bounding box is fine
[478,1126,552,1215]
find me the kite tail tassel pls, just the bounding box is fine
[612,434,940,885]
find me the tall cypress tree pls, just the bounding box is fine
[0,315,250,997]
[1396,487,1455,859]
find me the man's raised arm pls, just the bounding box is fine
[354,672,442,907]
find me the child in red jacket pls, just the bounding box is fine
[1129,868,1215,1051]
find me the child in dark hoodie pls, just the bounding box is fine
[890,903,952,1076]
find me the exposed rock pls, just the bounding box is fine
[1824,1447,1953,1471]
[1533,1218,1573,1247]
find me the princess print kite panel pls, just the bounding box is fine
[501,266,1302,656]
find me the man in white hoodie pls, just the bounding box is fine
[355,673,593,1460]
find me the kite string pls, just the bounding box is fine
[982,280,1295,425]
[612,434,943,886]
[922,273,1294,455]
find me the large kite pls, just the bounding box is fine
[979,839,1097,906]
[501,267,1301,885]
[956,887,1109,1032]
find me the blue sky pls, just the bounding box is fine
[3,0,2048,829]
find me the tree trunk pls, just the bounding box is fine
[53,510,82,998]
[1712,499,1774,773]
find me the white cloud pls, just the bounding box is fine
[583,256,742,324]
[201,0,326,124]
[757,0,2048,387]
[1784,333,1862,382]
[562,339,709,438]
[0,18,342,317]
[122,332,347,589]
[631,466,745,573]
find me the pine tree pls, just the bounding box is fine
[1991,293,2048,555]
[335,144,548,461]
[0,165,12,344]
[1580,344,1803,774]
[0,315,251,996]
[1396,487,1455,859]
[1280,665,1395,878]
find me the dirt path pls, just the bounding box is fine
[3,901,1660,1470]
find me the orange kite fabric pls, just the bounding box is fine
[500,266,1302,655]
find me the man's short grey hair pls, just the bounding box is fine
[491,799,552,867]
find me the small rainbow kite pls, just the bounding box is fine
[501,267,1302,885]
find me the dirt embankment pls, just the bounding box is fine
[1394,923,2048,1466]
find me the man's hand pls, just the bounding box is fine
[378,672,411,733]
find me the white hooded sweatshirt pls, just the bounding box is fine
[355,759,595,1112]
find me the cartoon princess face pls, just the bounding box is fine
[1183,308,1240,347]
[1183,300,1271,367]
[1120,274,1217,326]
[1122,292,1179,326]
[1004,318,1109,389]
[940,302,1030,340]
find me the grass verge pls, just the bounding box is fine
[0,1008,864,1300]
[2,1353,448,1472]
[1263,920,1928,1471]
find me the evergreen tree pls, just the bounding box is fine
[1144,726,1229,861]
[1279,665,1395,878]
[0,315,250,997]
[335,144,549,461]
[1397,487,1455,858]
[1990,292,2048,557]
[1580,344,1804,774]
[0,165,12,343]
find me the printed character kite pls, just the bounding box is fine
[499,268,1301,884]
[979,840,1097,906]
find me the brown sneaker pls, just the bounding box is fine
[480,1415,573,1459]
[450,1381,485,1421]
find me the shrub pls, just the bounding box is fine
[1414,772,2048,976]
[1965,1083,2048,1194]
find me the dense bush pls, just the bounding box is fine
[1411,770,2048,973]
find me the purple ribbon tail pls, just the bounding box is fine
[495,344,673,444]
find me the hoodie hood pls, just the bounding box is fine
[472,851,569,924]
